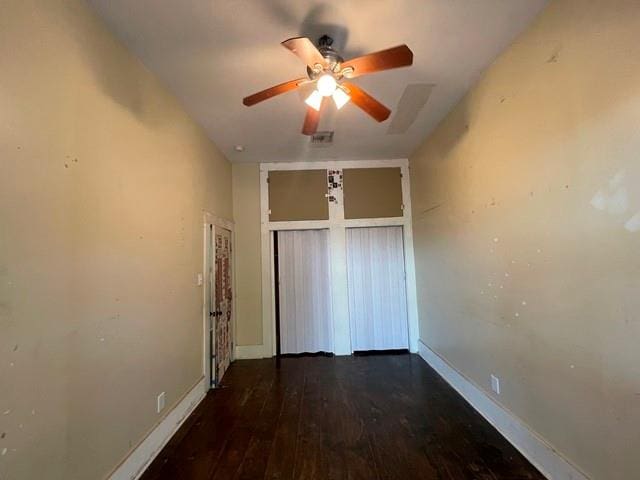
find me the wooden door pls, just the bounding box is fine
[214,227,232,383]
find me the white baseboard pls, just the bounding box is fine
[107,377,207,480]
[417,340,588,480]
[235,344,271,359]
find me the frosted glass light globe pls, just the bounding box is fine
[317,74,337,97]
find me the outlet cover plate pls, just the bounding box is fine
[490,374,500,395]
[157,392,166,413]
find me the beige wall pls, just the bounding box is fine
[0,1,231,478]
[232,164,262,346]
[409,1,640,478]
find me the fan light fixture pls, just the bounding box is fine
[317,74,337,96]
[306,86,351,111]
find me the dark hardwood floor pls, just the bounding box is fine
[140,354,545,480]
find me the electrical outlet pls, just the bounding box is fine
[157,392,166,413]
[196,273,203,286]
[490,374,501,395]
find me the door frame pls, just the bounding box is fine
[203,212,235,389]
[259,159,420,357]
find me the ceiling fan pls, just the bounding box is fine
[242,35,413,135]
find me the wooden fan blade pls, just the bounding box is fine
[243,78,307,106]
[343,82,391,122]
[342,45,413,78]
[301,98,326,135]
[282,37,326,69]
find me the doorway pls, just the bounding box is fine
[213,226,233,384]
[205,218,234,388]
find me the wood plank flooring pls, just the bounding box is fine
[140,354,545,480]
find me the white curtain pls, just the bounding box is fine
[278,229,334,354]
[346,226,409,351]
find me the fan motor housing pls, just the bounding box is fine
[306,35,343,79]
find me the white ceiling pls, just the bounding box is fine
[88,0,547,163]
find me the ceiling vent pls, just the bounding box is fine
[310,131,334,147]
